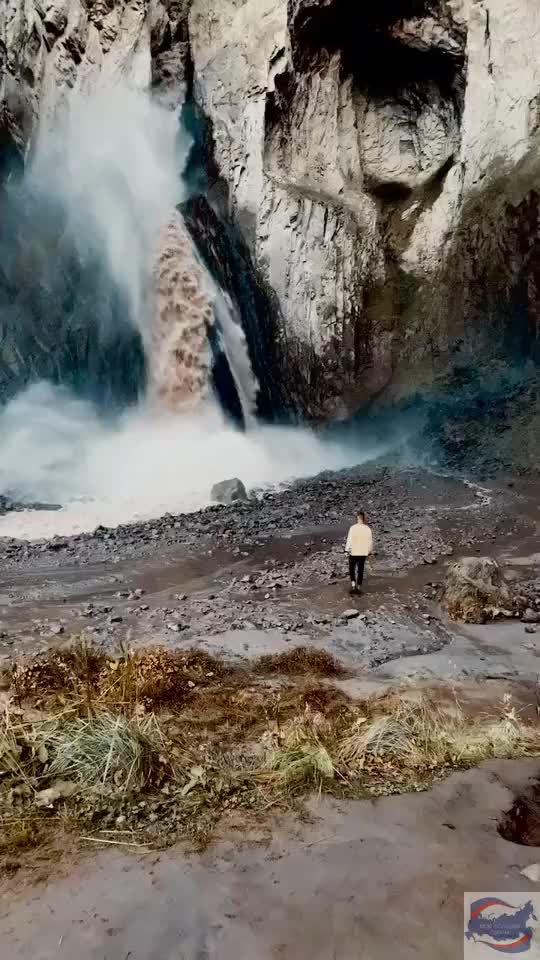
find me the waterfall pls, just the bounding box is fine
[150,213,213,412]
[150,210,259,423]
[0,82,372,538]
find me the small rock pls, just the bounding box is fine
[525,625,537,635]
[522,609,540,624]
[108,615,123,624]
[49,623,64,636]
[342,609,360,620]
[35,781,78,808]
[521,863,540,883]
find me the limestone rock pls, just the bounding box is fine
[0,0,191,151]
[188,0,540,419]
[211,478,248,504]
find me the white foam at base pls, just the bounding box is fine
[0,382,384,541]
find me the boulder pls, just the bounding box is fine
[440,557,520,624]
[211,478,248,504]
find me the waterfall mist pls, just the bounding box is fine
[33,86,188,333]
[0,83,385,540]
[0,381,373,538]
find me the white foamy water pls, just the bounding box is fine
[31,85,187,334]
[0,383,381,540]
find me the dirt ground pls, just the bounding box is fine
[2,761,540,959]
[0,464,539,957]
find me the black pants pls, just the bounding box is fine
[349,555,366,587]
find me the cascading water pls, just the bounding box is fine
[0,84,378,540]
[150,212,213,412]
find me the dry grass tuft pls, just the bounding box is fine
[11,642,229,712]
[100,647,226,710]
[0,819,42,855]
[339,715,415,766]
[338,696,540,772]
[255,647,346,678]
[45,713,169,790]
[12,637,106,701]
[269,743,335,785]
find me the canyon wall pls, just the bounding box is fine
[2,0,540,420]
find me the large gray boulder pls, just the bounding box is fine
[211,478,248,504]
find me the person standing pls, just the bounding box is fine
[345,511,373,593]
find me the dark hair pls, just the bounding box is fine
[357,511,365,522]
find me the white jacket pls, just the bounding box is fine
[345,523,373,556]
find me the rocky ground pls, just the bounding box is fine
[0,464,538,685]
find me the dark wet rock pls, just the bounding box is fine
[522,609,540,624]
[47,539,68,552]
[211,478,248,504]
[0,495,61,516]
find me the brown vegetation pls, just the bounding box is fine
[2,640,540,876]
[255,647,347,677]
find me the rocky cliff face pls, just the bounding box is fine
[1,0,540,422]
[1,0,190,148]
[188,0,540,418]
